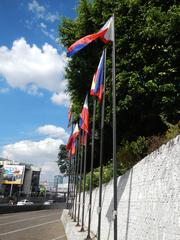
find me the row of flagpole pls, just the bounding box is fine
[65,14,117,240]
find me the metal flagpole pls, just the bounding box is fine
[97,47,107,240]
[76,130,84,226]
[112,14,117,240]
[74,134,81,222]
[80,132,88,232]
[71,155,76,218]
[67,155,72,212]
[86,98,97,240]
[67,123,74,209]
[72,138,79,219]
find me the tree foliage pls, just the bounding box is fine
[58,0,180,172]
[57,144,69,174]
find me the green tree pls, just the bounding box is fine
[59,0,180,172]
[57,145,69,174]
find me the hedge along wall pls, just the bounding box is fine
[79,135,180,240]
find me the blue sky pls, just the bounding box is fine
[0,0,77,183]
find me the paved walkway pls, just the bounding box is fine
[61,209,97,240]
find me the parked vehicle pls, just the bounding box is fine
[43,200,51,206]
[17,199,34,206]
[43,200,55,205]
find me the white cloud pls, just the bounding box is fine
[40,22,47,29]
[37,125,69,140]
[27,84,43,96]
[41,28,56,41]
[28,0,45,19]
[0,88,9,93]
[1,124,69,182]
[1,138,63,182]
[28,0,59,23]
[27,1,58,42]
[0,38,68,105]
[46,14,59,23]
[51,92,70,106]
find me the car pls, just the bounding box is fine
[43,200,55,205]
[17,199,34,206]
[43,200,51,205]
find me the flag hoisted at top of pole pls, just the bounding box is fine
[90,50,105,102]
[80,95,89,133]
[67,16,114,57]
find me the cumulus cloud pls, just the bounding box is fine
[28,0,59,23]
[37,125,69,140]
[51,92,70,106]
[0,88,9,93]
[1,138,63,182]
[0,38,68,102]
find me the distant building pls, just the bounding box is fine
[54,174,68,188]
[21,164,41,195]
[0,158,41,196]
[54,174,68,194]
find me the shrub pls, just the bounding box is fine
[81,122,180,190]
[117,136,148,174]
[165,121,180,142]
[146,135,165,155]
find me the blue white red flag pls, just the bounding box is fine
[66,123,79,152]
[90,51,105,102]
[67,16,114,57]
[80,95,89,133]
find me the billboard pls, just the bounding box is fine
[0,165,25,185]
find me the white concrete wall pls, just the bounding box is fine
[78,135,180,240]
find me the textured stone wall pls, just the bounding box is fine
[79,135,180,240]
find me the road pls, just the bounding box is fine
[0,207,67,240]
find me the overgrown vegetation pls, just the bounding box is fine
[81,121,180,189]
[57,0,180,183]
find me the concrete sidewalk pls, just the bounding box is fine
[61,209,97,240]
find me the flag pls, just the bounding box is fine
[80,95,89,133]
[66,123,79,151]
[68,141,76,158]
[67,16,114,57]
[68,106,72,128]
[99,16,114,43]
[70,141,76,156]
[90,50,105,102]
[66,135,73,152]
[72,123,80,140]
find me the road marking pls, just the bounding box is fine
[0,213,59,226]
[0,209,54,220]
[0,220,59,236]
[50,234,66,240]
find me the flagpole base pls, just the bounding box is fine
[80,227,85,232]
[85,235,92,240]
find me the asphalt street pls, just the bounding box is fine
[0,208,67,240]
